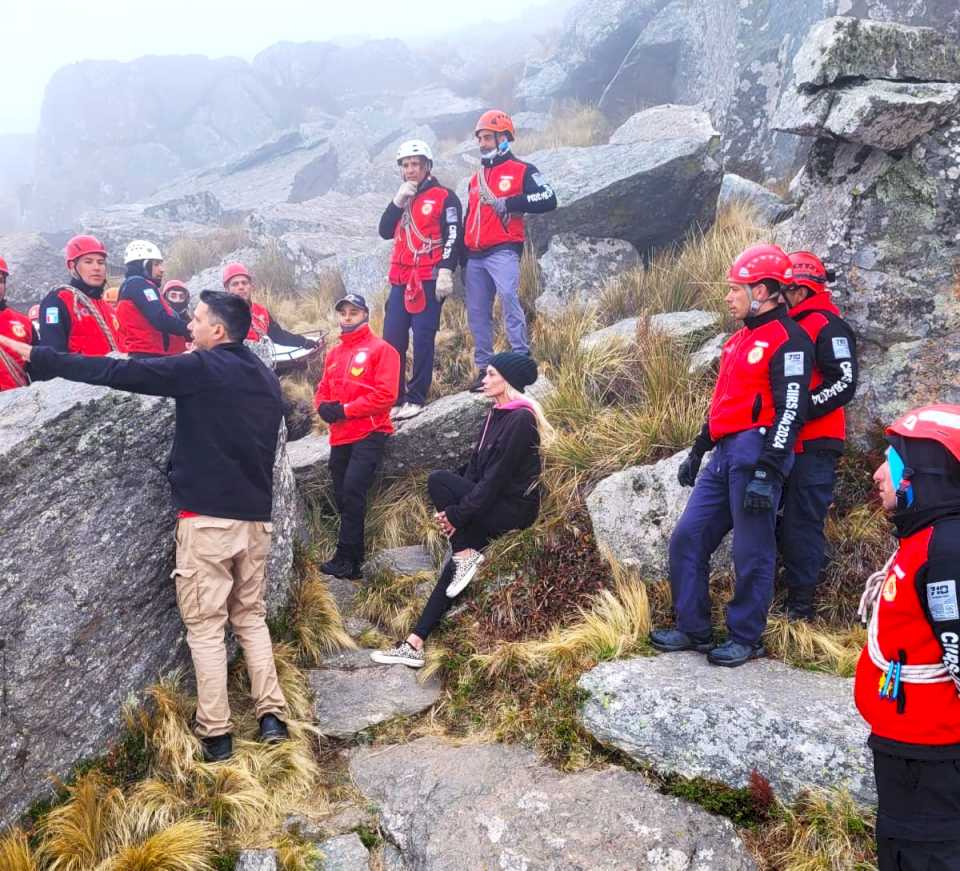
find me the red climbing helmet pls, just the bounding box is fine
[65,234,107,268]
[475,110,516,142]
[788,251,834,294]
[728,243,793,286]
[887,404,960,463]
[222,262,251,286]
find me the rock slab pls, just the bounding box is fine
[579,653,875,806]
[317,833,370,871]
[350,737,757,870]
[308,652,441,739]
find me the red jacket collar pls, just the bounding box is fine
[338,322,372,347]
[789,291,841,318]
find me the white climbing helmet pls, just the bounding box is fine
[123,239,163,264]
[396,139,434,166]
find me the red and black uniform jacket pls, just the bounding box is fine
[444,399,542,531]
[38,280,122,356]
[855,516,960,753]
[463,149,557,257]
[378,177,462,286]
[693,306,814,478]
[789,292,858,453]
[116,275,191,356]
[313,323,400,447]
[247,301,318,349]
[0,300,37,390]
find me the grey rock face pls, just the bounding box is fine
[608,102,719,145]
[0,232,64,307]
[235,851,279,871]
[350,737,757,870]
[579,653,875,806]
[535,233,639,316]
[317,833,370,871]
[308,654,441,739]
[649,309,721,342]
[587,449,728,579]
[579,317,639,351]
[143,191,225,224]
[364,546,436,581]
[689,332,728,374]
[0,380,303,828]
[719,174,795,225]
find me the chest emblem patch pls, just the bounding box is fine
[747,346,764,365]
[11,321,26,338]
[498,176,513,193]
[421,202,434,216]
[351,367,364,377]
[882,573,898,603]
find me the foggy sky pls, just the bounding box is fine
[3,0,557,137]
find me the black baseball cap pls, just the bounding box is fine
[335,293,368,312]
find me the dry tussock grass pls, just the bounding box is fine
[516,101,611,153]
[163,227,250,282]
[288,562,357,664]
[763,618,866,678]
[0,828,35,871]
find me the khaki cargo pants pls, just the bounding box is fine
[172,515,286,737]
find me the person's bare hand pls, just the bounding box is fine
[0,334,32,361]
[434,510,455,538]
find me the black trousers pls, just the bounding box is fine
[780,449,839,598]
[874,748,960,870]
[328,432,387,562]
[411,470,536,641]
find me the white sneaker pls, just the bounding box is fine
[394,402,424,421]
[445,551,485,598]
[389,405,401,419]
[370,641,425,668]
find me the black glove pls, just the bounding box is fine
[677,450,704,487]
[743,469,777,513]
[317,402,345,424]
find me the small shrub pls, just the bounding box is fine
[164,228,249,282]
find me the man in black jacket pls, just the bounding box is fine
[0,291,290,762]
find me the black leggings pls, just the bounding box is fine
[328,432,387,562]
[411,470,536,641]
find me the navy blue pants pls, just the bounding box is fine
[382,281,443,406]
[780,448,839,596]
[668,428,792,646]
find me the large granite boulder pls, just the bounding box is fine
[718,174,795,225]
[587,449,730,579]
[525,105,722,256]
[0,232,64,308]
[0,379,305,828]
[350,737,757,869]
[579,653,875,806]
[535,233,639,316]
[774,18,960,438]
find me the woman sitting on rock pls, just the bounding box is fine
[372,352,554,668]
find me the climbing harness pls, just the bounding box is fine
[400,200,439,314]
[58,286,121,353]
[0,345,28,388]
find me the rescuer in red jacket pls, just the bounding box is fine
[462,110,557,391]
[116,240,192,357]
[38,235,123,356]
[378,139,462,421]
[780,251,859,620]
[0,256,37,390]
[856,404,960,869]
[313,293,400,580]
[650,243,814,667]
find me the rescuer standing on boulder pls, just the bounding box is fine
[0,291,293,763]
[0,256,36,390]
[650,244,814,667]
[780,251,859,620]
[462,110,557,391]
[38,235,123,355]
[856,404,960,869]
[116,240,192,357]
[314,293,400,580]
[378,139,462,421]
[222,262,323,355]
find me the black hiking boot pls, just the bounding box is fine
[200,733,233,762]
[707,640,766,668]
[320,553,362,580]
[649,628,715,653]
[259,714,289,745]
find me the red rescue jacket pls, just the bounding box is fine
[465,158,527,252]
[0,303,33,390]
[789,293,857,452]
[855,525,960,746]
[388,181,453,285]
[116,279,187,356]
[248,302,271,341]
[50,286,122,356]
[313,323,400,447]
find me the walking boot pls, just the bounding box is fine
[200,733,233,762]
[649,628,715,653]
[707,639,766,667]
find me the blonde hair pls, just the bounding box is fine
[503,384,556,448]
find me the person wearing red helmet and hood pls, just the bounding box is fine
[38,234,122,356]
[650,243,814,667]
[0,256,37,390]
[221,263,323,355]
[779,252,859,621]
[856,405,960,869]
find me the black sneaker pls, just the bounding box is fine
[200,733,233,762]
[707,639,766,667]
[259,714,289,744]
[784,592,815,622]
[468,373,486,393]
[649,628,715,653]
[320,554,362,580]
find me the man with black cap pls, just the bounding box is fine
[855,404,960,870]
[313,293,400,579]
[371,351,553,667]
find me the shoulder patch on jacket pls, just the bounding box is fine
[143,288,159,302]
[784,351,805,377]
[832,336,851,359]
[45,307,60,324]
